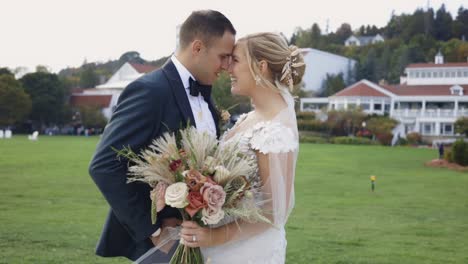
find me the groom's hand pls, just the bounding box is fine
[162,217,182,228]
[151,217,182,245]
[150,217,182,250]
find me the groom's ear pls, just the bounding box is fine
[191,40,203,55]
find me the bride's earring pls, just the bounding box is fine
[254,76,261,86]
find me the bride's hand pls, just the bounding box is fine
[180,221,223,248]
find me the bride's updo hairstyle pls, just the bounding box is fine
[238,32,306,92]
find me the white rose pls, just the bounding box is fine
[201,207,225,225]
[213,165,230,183]
[164,182,189,208]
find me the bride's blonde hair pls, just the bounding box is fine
[238,32,306,92]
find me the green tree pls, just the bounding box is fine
[335,23,353,43]
[211,72,250,114]
[455,117,468,137]
[434,4,453,41]
[119,51,145,64]
[324,109,366,137]
[453,7,468,40]
[367,116,398,145]
[79,64,99,88]
[79,106,107,128]
[320,73,345,97]
[0,75,32,127]
[20,72,67,126]
[0,67,13,76]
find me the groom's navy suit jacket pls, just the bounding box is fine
[88,59,220,261]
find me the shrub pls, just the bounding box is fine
[444,148,453,163]
[376,133,394,146]
[406,132,422,145]
[451,139,468,166]
[299,135,328,144]
[296,111,316,121]
[330,136,375,145]
[397,137,408,146]
[297,120,327,132]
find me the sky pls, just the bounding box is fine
[1,0,466,73]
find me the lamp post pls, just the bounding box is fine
[361,121,366,137]
[370,175,376,192]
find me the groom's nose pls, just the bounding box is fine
[226,60,233,73]
[221,58,230,71]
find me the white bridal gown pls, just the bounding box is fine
[201,89,299,264]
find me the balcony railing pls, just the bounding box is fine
[393,109,468,118]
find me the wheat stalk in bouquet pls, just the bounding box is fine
[114,127,271,263]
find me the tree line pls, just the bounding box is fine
[2,5,468,132]
[290,4,468,96]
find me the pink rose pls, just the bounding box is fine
[201,182,226,211]
[185,191,206,218]
[150,182,168,212]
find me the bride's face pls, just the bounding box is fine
[228,42,255,96]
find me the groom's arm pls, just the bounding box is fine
[89,81,165,243]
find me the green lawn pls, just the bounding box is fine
[0,136,467,264]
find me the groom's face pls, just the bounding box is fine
[195,31,235,85]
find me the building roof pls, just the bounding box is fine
[406,62,468,68]
[381,84,468,96]
[333,80,468,97]
[129,63,159,73]
[70,94,112,108]
[333,81,390,97]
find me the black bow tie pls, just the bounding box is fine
[189,77,212,102]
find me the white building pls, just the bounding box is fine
[345,34,384,47]
[301,53,468,139]
[70,62,158,120]
[300,48,356,92]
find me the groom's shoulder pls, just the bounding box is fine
[124,70,171,98]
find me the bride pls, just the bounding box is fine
[180,32,306,263]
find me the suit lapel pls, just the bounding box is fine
[162,60,196,128]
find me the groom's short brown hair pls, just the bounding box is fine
[179,10,236,49]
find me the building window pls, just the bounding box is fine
[433,72,438,78]
[415,72,420,78]
[421,72,426,78]
[441,123,453,135]
[445,71,450,77]
[422,123,434,135]
[457,71,462,77]
[361,103,370,110]
[374,103,382,110]
[464,71,468,77]
[427,72,432,78]
[451,71,456,77]
[384,104,390,113]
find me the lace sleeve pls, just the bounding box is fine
[218,120,299,244]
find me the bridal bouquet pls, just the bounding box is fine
[116,127,271,264]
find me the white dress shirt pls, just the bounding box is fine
[171,55,217,137]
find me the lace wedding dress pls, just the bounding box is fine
[201,90,299,264]
[136,90,299,264]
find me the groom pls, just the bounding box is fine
[88,10,236,261]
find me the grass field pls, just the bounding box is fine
[0,136,467,264]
